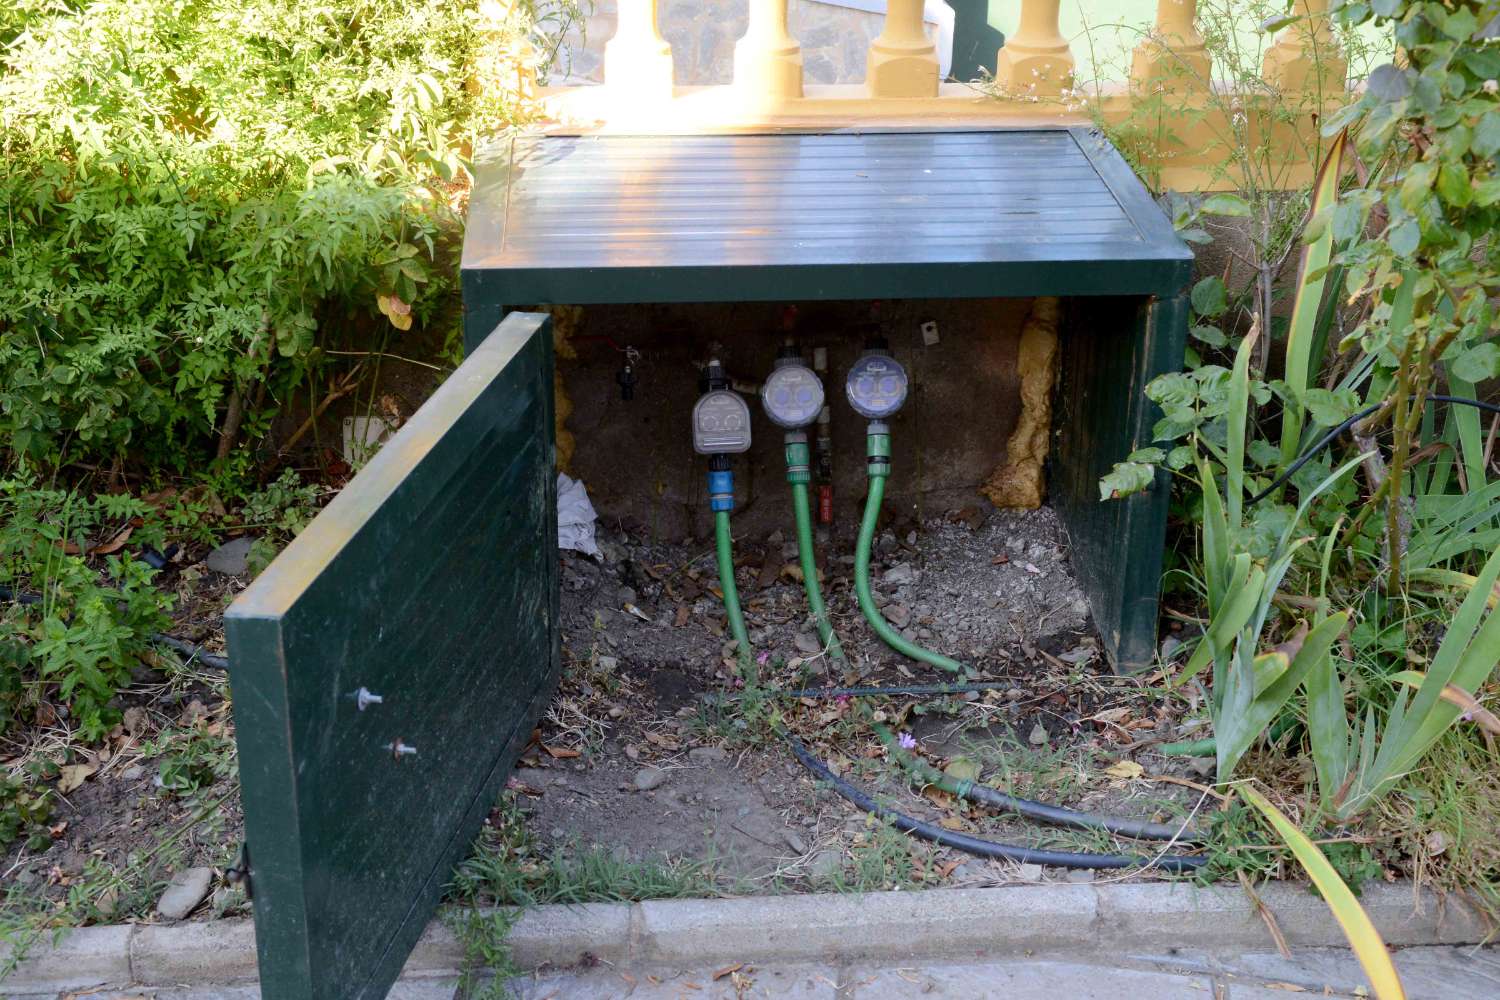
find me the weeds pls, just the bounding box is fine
[0,479,174,739]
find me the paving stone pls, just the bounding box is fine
[843,959,1217,998]
[1215,945,1500,1000]
[517,963,838,998]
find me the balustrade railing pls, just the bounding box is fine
[537,0,1350,190]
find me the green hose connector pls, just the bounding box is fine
[714,509,756,684]
[854,430,966,675]
[786,435,844,663]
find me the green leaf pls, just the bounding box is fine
[1191,324,1229,348]
[1099,461,1156,501]
[1436,163,1472,207]
[1191,276,1229,318]
[1475,112,1500,159]
[1202,193,1252,218]
[1302,388,1361,428]
[1451,343,1500,383]
[1239,786,1407,1000]
[1365,63,1409,101]
[1388,219,1421,257]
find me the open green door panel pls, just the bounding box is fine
[225,312,558,1000]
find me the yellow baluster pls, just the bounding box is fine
[867,0,939,98]
[735,0,803,99]
[604,0,675,100]
[1130,0,1210,92]
[994,0,1075,96]
[1262,0,1347,94]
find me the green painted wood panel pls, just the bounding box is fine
[1052,294,1189,670]
[225,312,558,1000]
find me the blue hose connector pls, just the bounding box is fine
[708,469,735,512]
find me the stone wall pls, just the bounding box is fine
[552,0,940,86]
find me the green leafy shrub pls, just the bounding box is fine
[0,773,53,853]
[0,478,174,740]
[0,0,573,471]
[1101,1,1500,834]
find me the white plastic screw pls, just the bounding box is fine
[355,687,384,711]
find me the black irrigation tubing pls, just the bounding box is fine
[0,584,229,672]
[761,682,1011,699]
[783,732,1206,872]
[874,726,1203,843]
[1248,395,1500,506]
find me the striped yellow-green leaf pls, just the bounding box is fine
[1278,129,1350,470]
[1239,786,1406,1000]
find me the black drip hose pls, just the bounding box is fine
[769,682,1009,699]
[0,584,228,671]
[1248,395,1500,506]
[784,733,1205,872]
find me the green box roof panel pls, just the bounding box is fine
[462,127,1192,306]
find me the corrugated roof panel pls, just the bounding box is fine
[463,128,1192,303]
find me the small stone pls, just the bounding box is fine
[766,529,785,546]
[882,604,912,628]
[633,766,668,791]
[120,765,144,781]
[156,866,214,920]
[1015,863,1045,881]
[883,562,916,586]
[794,632,822,655]
[689,746,728,764]
[597,655,619,671]
[617,586,637,607]
[1006,688,1024,702]
[1028,721,1049,746]
[1185,756,1216,779]
[607,706,624,719]
[204,537,254,576]
[1064,868,1097,884]
[952,860,989,882]
[782,829,808,854]
[1160,636,1183,661]
[809,847,843,877]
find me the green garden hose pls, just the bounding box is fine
[786,435,844,663]
[714,508,755,682]
[854,429,965,675]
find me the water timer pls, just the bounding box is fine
[761,363,825,430]
[692,389,752,455]
[845,351,909,419]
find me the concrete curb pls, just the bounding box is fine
[1,881,1490,993]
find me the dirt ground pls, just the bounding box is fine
[1,495,1209,931]
[518,498,1211,890]
[1,561,246,922]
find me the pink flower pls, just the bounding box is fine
[898,731,917,750]
[756,651,770,666]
